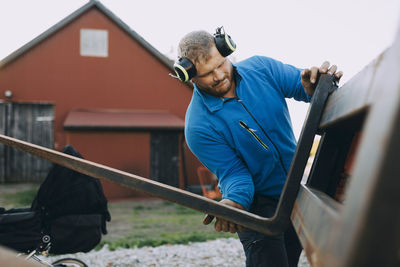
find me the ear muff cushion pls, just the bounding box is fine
[174,58,197,82]
[224,34,236,53]
[214,34,236,57]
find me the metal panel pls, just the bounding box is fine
[330,38,400,267]
[291,186,341,267]
[292,24,400,266]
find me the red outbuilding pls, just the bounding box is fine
[0,1,204,199]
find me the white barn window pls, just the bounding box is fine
[80,29,108,57]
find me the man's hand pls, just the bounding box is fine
[203,198,245,233]
[301,61,343,96]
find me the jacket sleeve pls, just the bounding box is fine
[257,56,311,103]
[185,125,255,210]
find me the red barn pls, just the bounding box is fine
[0,1,203,198]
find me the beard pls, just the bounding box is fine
[197,77,233,98]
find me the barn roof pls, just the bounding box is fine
[64,109,185,130]
[0,0,175,72]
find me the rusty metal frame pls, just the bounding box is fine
[292,27,400,266]
[0,74,336,237]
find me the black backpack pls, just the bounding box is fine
[32,145,111,230]
[32,145,111,254]
[0,145,111,254]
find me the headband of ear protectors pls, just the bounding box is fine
[172,27,236,82]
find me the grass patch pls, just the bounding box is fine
[0,186,237,251]
[2,188,37,207]
[98,200,236,250]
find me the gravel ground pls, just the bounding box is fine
[44,238,310,267]
[0,184,311,266]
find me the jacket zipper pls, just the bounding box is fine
[239,120,269,150]
[236,97,289,175]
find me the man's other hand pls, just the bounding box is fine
[301,61,343,96]
[203,198,245,233]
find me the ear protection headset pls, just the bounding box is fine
[171,27,236,82]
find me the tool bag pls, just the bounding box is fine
[0,145,111,254]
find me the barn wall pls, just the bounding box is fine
[65,130,151,199]
[0,7,201,187]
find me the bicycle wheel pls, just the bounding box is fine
[52,257,88,267]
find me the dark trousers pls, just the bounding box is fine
[237,195,302,267]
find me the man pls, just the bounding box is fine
[176,29,342,267]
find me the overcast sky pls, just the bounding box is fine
[0,0,399,137]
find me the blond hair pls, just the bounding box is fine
[178,30,214,65]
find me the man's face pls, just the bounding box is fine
[192,45,235,98]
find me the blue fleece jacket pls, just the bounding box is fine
[185,56,311,210]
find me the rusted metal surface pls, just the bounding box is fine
[330,37,400,267]
[292,25,400,266]
[0,75,336,236]
[291,186,341,267]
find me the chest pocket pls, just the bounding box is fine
[239,120,269,150]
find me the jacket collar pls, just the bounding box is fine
[194,65,242,113]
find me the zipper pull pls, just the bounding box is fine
[239,120,269,150]
[239,120,250,130]
[239,121,256,132]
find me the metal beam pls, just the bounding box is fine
[0,133,274,234]
[0,75,337,236]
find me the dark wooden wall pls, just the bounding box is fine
[0,102,54,183]
[150,131,180,187]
